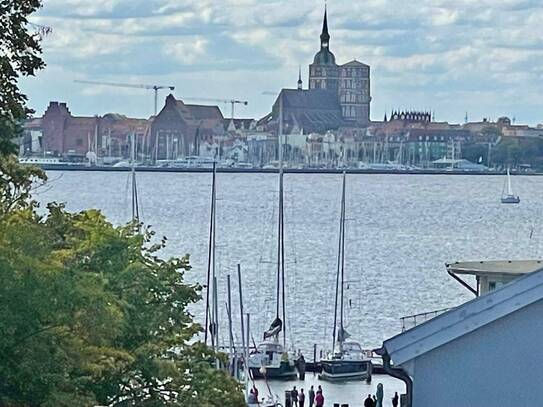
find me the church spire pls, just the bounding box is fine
[297,66,302,90]
[320,5,330,49]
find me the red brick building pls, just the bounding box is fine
[28,102,150,160]
[150,94,225,160]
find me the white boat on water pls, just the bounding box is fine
[319,172,372,382]
[18,156,63,165]
[501,168,520,204]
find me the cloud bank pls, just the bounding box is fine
[22,0,543,124]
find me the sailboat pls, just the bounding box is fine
[319,172,372,382]
[247,93,297,380]
[501,168,520,204]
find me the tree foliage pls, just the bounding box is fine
[0,198,245,406]
[0,0,45,155]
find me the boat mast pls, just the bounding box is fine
[204,162,217,348]
[332,172,347,352]
[275,92,287,347]
[130,132,139,222]
[339,171,346,352]
[507,168,513,196]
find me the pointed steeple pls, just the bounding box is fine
[320,5,330,49]
[297,66,303,90]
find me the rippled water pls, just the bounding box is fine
[36,171,543,355]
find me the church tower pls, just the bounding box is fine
[308,6,339,95]
[297,66,303,90]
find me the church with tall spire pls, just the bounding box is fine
[259,6,372,135]
[308,6,371,125]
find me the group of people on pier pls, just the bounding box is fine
[290,385,324,407]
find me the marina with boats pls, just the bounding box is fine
[95,94,540,406]
[33,106,541,405]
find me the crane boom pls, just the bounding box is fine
[182,97,248,120]
[74,80,174,91]
[74,80,175,115]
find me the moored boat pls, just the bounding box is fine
[319,172,372,382]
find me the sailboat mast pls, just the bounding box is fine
[281,172,286,348]
[204,162,216,346]
[507,168,513,195]
[212,167,219,349]
[332,172,347,352]
[131,132,139,222]
[276,92,287,347]
[339,172,346,345]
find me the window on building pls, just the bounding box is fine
[488,281,497,291]
[76,138,83,147]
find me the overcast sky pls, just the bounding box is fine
[22,0,543,125]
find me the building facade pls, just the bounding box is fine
[23,102,150,160]
[309,8,371,125]
[150,94,225,160]
[379,267,543,407]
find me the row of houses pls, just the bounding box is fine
[21,96,543,167]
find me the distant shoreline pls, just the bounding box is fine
[32,164,541,176]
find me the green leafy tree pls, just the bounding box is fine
[1,5,245,405]
[1,0,45,155]
[0,199,245,406]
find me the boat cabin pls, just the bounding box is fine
[256,341,283,355]
[446,260,543,296]
[335,341,365,359]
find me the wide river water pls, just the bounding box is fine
[36,171,542,356]
[36,170,543,404]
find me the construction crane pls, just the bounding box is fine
[74,80,175,116]
[183,97,248,120]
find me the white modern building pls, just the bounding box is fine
[378,266,543,407]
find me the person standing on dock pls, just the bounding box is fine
[392,392,399,407]
[252,385,258,400]
[364,394,374,407]
[315,389,324,407]
[299,388,305,407]
[308,385,315,407]
[292,386,299,407]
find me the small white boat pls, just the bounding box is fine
[501,169,520,204]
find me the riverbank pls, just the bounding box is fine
[32,163,540,176]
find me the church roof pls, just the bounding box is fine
[313,5,336,66]
[313,49,336,65]
[184,104,223,121]
[341,60,369,68]
[271,89,344,133]
[279,88,340,110]
[159,94,224,132]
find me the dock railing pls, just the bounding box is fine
[400,307,454,332]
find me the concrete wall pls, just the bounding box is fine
[411,298,543,407]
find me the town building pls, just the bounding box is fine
[378,266,543,407]
[446,260,543,296]
[150,94,225,160]
[261,7,372,135]
[22,101,150,161]
[309,7,371,125]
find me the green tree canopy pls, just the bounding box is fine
[0,198,245,406]
[0,0,45,155]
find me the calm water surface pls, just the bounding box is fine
[36,171,543,355]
